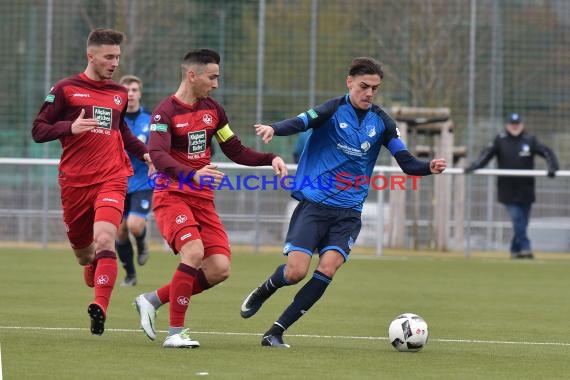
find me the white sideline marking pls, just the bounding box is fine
[0,343,3,380]
[1,325,570,347]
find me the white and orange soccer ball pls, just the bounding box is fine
[388,313,429,352]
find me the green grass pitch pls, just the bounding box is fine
[1,246,570,379]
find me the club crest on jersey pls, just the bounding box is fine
[113,95,122,105]
[175,214,188,224]
[202,113,213,125]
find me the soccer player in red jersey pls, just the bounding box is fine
[32,28,151,336]
[134,49,287,348]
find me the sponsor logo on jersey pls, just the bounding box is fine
[202,113,213,125]
[45,94,55,103]
[175,214,188,224]
[307,109,318,119]
[337,143,363,157]
[150,123,168,132]
[93,106,112,129]
[175,122,189,128]
[72,93,90,98]
[180,233,193,241]
[188,130,207,157]
[153,114,161,122]
[102,197,119,203]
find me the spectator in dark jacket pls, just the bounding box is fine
[465,113,559,259]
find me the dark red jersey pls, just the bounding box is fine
[32,73,148,187]
[149,95,276,200]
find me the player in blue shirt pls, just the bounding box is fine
[240,57,447,347]
[116,75,153,286]
[292,129,312,163]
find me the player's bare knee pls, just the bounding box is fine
[74,246,94,265]
[93,231,115,252]
[284,267,307,284]
[315,266,337,278]
[129,223,145,237]
[213,267,230,284]
[179,248,204,268]
[315,262,342,278]
[76,256,91,266]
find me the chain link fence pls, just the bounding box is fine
[1,0,569,251]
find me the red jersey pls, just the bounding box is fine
[149,95,276,200]
[32,73,148,187]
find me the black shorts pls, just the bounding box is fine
[283,200,362,261]
[124,190,153,218]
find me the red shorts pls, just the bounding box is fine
[60,178,127,249]
[153,191,230,258]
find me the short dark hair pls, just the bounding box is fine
[181,49,220,75]
[349,57,384,79]
[87,28,124,48]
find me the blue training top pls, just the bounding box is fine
[271,95,431,212]
[125,107,152,193]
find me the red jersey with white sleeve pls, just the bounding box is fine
[32,73,148,187]
[149,95,276,200]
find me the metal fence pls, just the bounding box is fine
[1,158,569,253]
[1,0,570,252]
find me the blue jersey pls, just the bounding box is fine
[272,95,421,212]
[125,107,152,193]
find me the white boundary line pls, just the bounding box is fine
[0,342,3,380]
[1,325,570,347]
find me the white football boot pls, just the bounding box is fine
[163,329,200,348]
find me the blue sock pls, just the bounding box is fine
[257,264,289,298]
[135,227,147,253]
[116,239,135,276]
[272,270,332,332]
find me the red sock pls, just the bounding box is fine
[155,268,211,305]
[169,263,197,327]
[157,284,170,304]
[192,269,211,296]
[93,250,118,311]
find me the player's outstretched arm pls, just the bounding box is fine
[254,124,275,144]
[430,158,447,174]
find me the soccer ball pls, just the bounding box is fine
[388,313,429,352]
